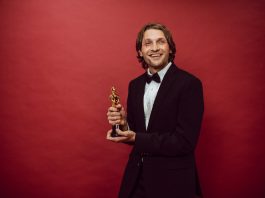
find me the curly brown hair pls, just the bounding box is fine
[136,23,176,69]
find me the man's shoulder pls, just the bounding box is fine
[174,65,202,84]
[129,72,146,86]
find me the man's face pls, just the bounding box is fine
[139,29,171,73]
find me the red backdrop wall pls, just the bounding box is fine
[1,0,265,197]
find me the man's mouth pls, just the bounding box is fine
[149,54,162,58]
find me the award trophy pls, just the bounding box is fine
[109,86,120,137]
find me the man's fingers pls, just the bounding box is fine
[107,111,121,116]
[106,129,135,143]
[112,137,128,143]
[116,129,129,137]
[108,117,122,125]
[106,130,128,143]
[107,109,122,125]
[108,107,117,113]
[107,111,122,119]
[108,104,123,112]
[116,104,122,109]
[107,112,119,119]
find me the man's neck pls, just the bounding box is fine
[148,62,171,74]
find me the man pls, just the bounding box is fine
[107,23,204,198]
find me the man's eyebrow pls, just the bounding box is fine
[143,37,166,41]
[143,38,152,41]
[157,38,167,41]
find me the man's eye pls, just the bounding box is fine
[158,40,166,44]
[144,42,151,46]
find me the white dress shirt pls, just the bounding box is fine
[144,62,172,129]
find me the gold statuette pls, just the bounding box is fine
[109,86,120,137]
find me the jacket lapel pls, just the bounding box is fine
[135,74,147,133]
[147,64,178,132]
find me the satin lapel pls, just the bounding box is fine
[147,65,178,132]
[135,74,147,133]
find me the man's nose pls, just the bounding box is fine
[151,43,159,51]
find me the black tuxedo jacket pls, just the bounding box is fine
[119,64,204,198]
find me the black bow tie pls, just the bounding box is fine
[146,72,161,84]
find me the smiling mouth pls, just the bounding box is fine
[149,54,162,58]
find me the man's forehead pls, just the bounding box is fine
[143,29,166,40]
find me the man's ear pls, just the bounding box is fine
[138,50,143,57]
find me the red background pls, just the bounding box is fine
[1,0,265,197]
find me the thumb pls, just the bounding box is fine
[116,104,122,109]
[116,129,127,136]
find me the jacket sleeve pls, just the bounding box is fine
[134,78,204,156]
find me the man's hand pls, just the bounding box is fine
[106,129,136,143]
[107,104,127,130]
